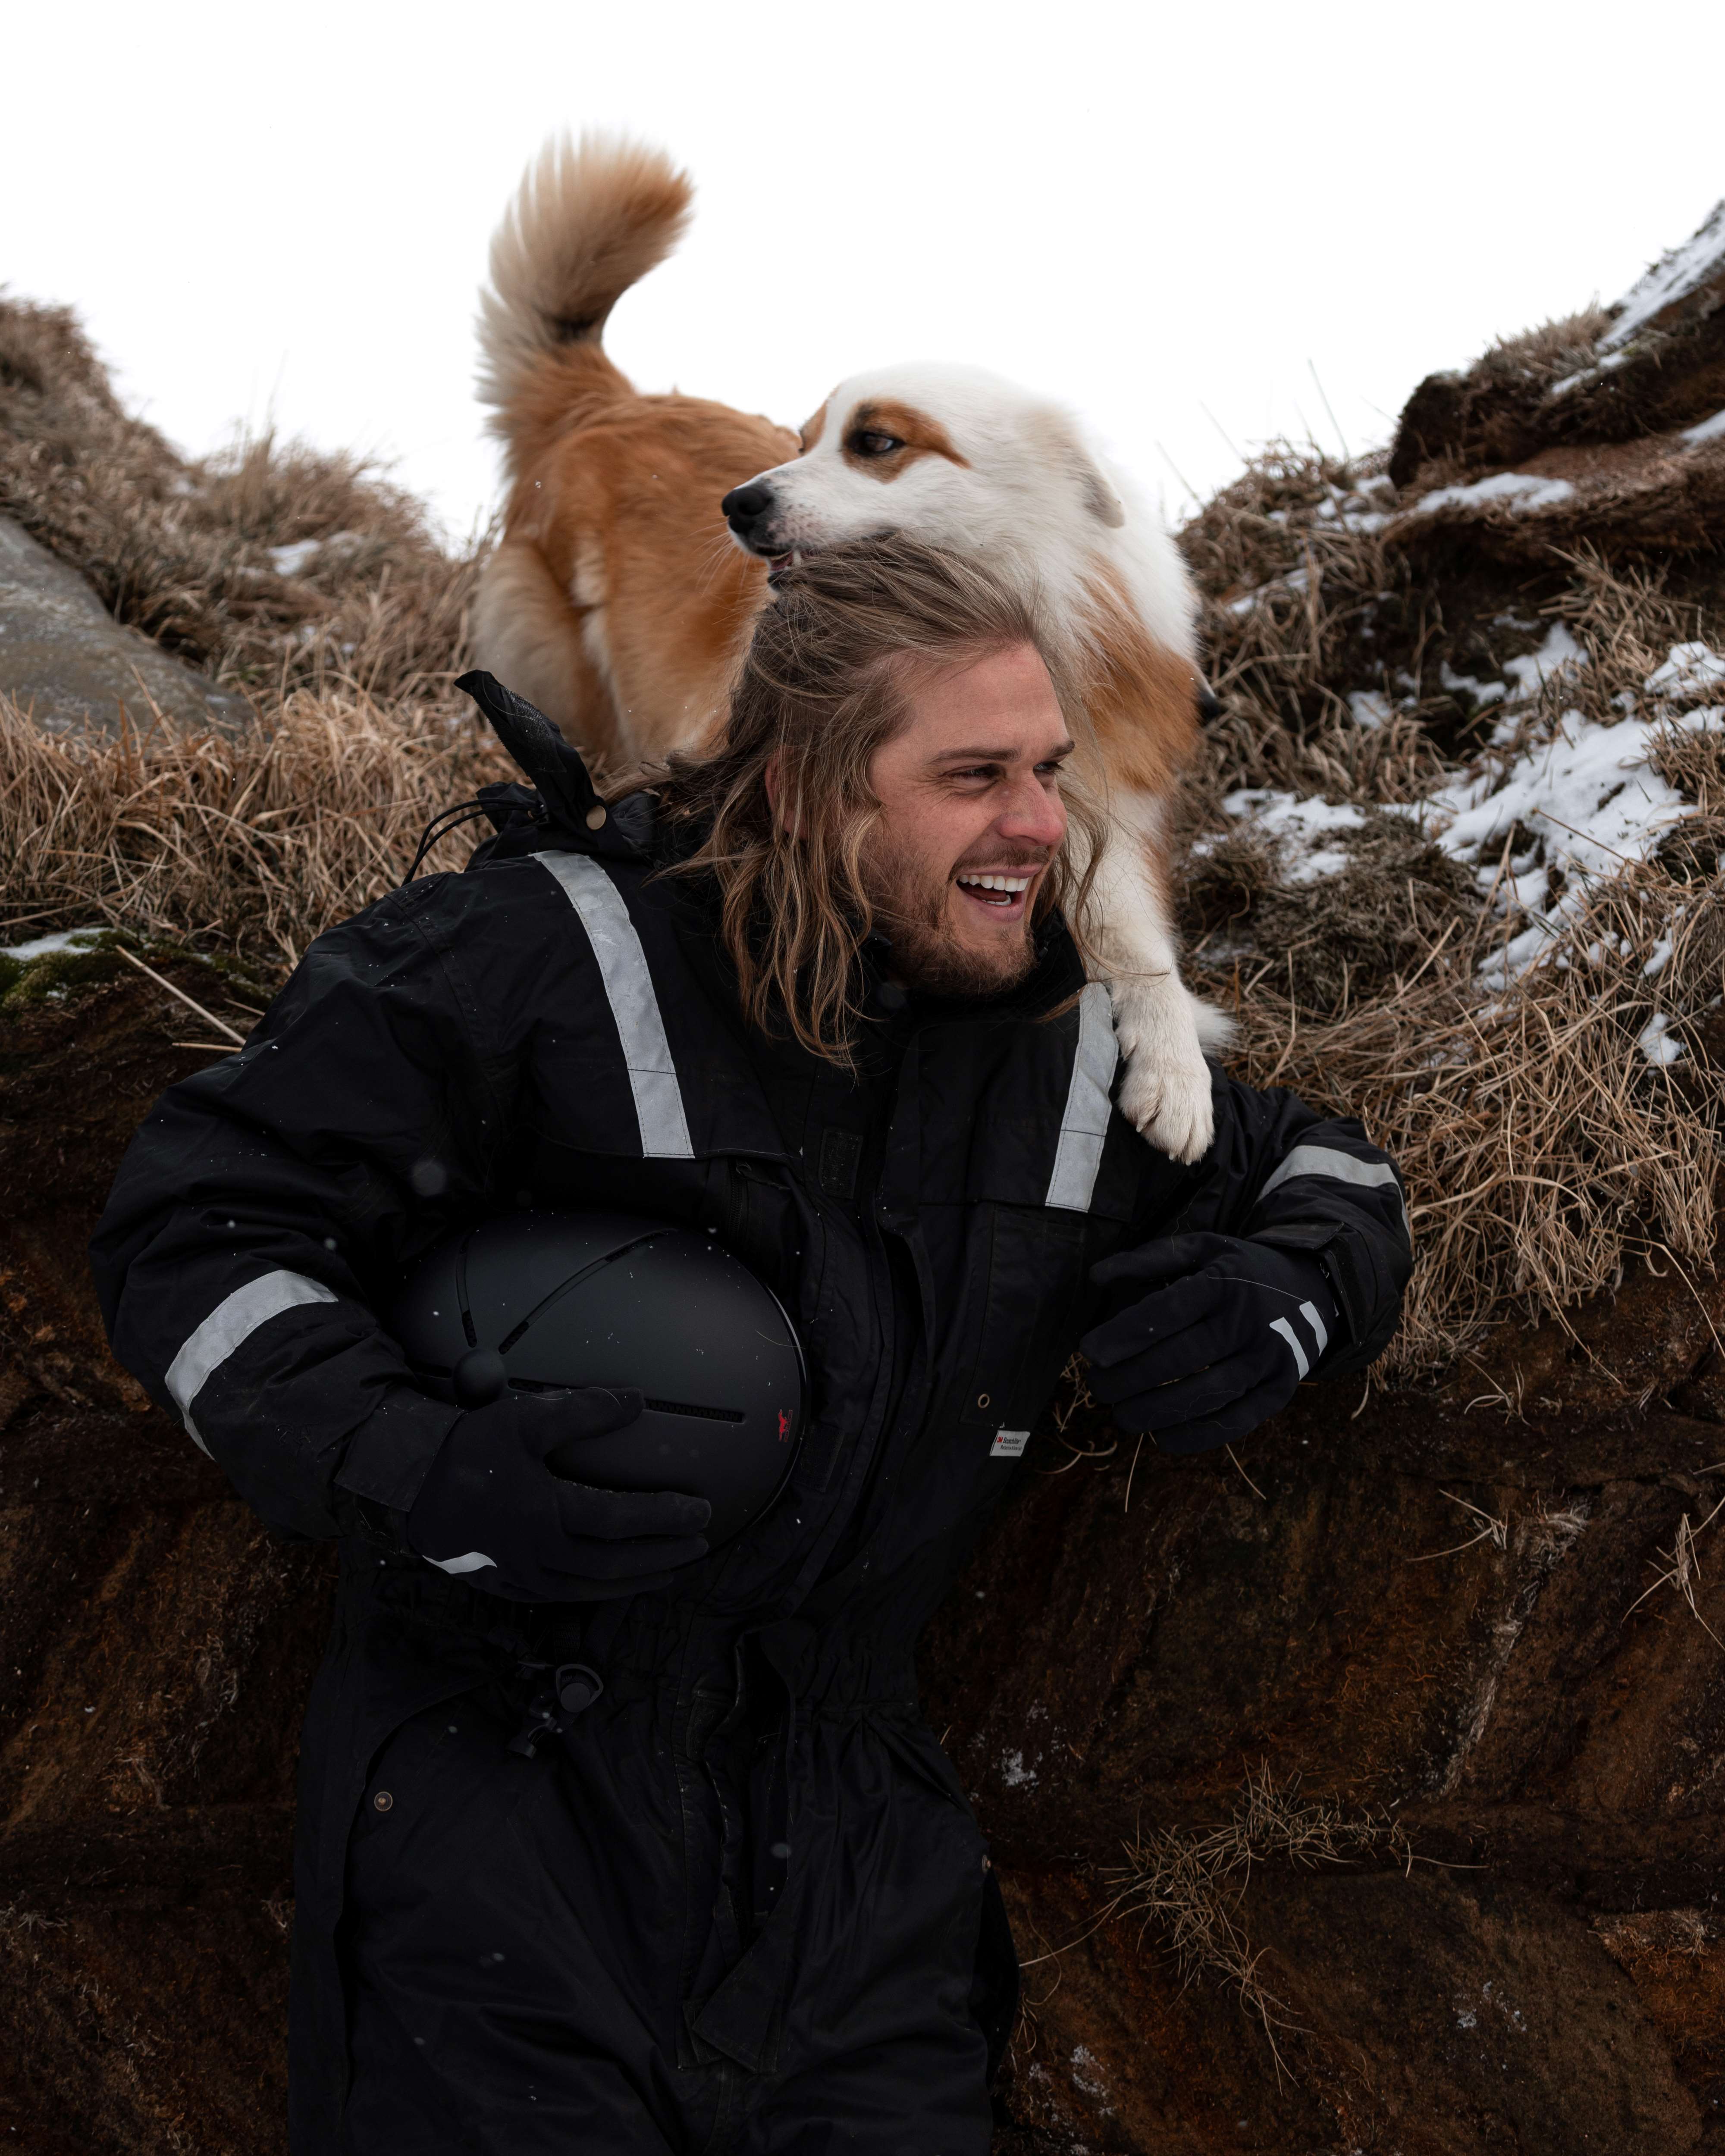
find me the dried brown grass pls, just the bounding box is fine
[1091,1764,1409,2074]
[1478,305,1613,387]
[1179,446,1725,1378]
[0,295,485,707]
[1198,846,1725,1379]
[0,295,502,978]
[0,689,511,969]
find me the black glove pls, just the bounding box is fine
[1079,1233,1341,1454]
[406,1387,710,1601]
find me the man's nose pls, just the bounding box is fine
[996,774,1067,849]
[721,481,776,539]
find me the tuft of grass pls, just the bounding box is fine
[0,688,512,973]
[1477,306,1613,387]
[1091,1764,1410,2078]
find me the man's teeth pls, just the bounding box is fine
[957,874,1031,893]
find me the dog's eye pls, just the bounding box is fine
[850,431,902,459]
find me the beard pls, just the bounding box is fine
[861,830,1044,998]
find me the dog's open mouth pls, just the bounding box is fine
[763,548,803,587]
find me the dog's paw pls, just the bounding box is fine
[1114,1026,1215,1164]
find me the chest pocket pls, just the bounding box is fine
[955,1203,1094,1442]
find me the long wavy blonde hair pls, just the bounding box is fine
[651,538,1107,1064]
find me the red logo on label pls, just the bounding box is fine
[777,1409,791,1443]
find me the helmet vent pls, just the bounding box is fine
[497,1229,668,1353]
[644,1396,746,1423]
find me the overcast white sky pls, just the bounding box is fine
[6,1,1722,546]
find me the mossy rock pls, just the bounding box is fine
[0,929,276,1018]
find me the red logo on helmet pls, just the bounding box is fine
[777,1409,791,1443]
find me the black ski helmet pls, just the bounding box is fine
[388,1211,805,1549]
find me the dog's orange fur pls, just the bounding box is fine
[1079,568,1201,796]
[487,373,794,760]
[473,138,795,764]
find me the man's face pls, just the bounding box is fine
[862,642,1071,997]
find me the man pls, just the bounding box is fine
[92,539,1409,2155]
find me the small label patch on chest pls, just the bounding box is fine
[989,1429,1030,1460]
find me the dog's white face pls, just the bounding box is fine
[720,362,1126,593]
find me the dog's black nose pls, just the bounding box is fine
[721,481,775,529]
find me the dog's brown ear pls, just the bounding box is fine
[1030,408,1128,528]
[1079,460,1127,528]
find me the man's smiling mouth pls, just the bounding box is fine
[955,871,1035,911]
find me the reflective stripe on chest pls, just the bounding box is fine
[1044,982,1118,1212]
[533,851,695,1159]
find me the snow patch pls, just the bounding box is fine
[0,927,110,962]
[1219,790,1366,883]
[1682,406,1725,447]
[1600,199,1725,351]
[1440,663,1508,708]
[269,539,324,577]
[1639,1012,1685,1068]
[268,532,361,578]
[997,1751,1038,1789]
[1348,689,1394,730]
[1413,471,1576,517]
[1422,711,1690,886]
[1396,707,1699,985]
[1225,565,1312,617]
[1501,623,1588,704]
[1646,641,1725,704]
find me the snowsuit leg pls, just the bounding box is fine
[325,1660,996,2156]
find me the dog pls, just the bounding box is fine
[473,135,1221,1163]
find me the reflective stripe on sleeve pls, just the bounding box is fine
[1045,982,1119,1212]
[533,852,695,1160]
[1269,1315,1311,1379]
[165,1269,340,1455]
[1258,1143,1410,1243]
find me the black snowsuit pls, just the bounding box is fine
[91,738,1410,2156]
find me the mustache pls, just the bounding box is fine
[950,847,1054,875]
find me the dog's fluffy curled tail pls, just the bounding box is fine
[477,134,692,474]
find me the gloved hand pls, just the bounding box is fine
[1079,1232,1340,1454]
[406,1387,711,1601]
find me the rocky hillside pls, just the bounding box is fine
[2,204,1724,2153]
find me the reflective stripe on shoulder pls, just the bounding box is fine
[1045,982,1118,1212]
[1259,1143,1411,1243]
[165,1270,339,1456]
[533,851,695,1160]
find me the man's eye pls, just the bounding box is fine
[850,432,902,458]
